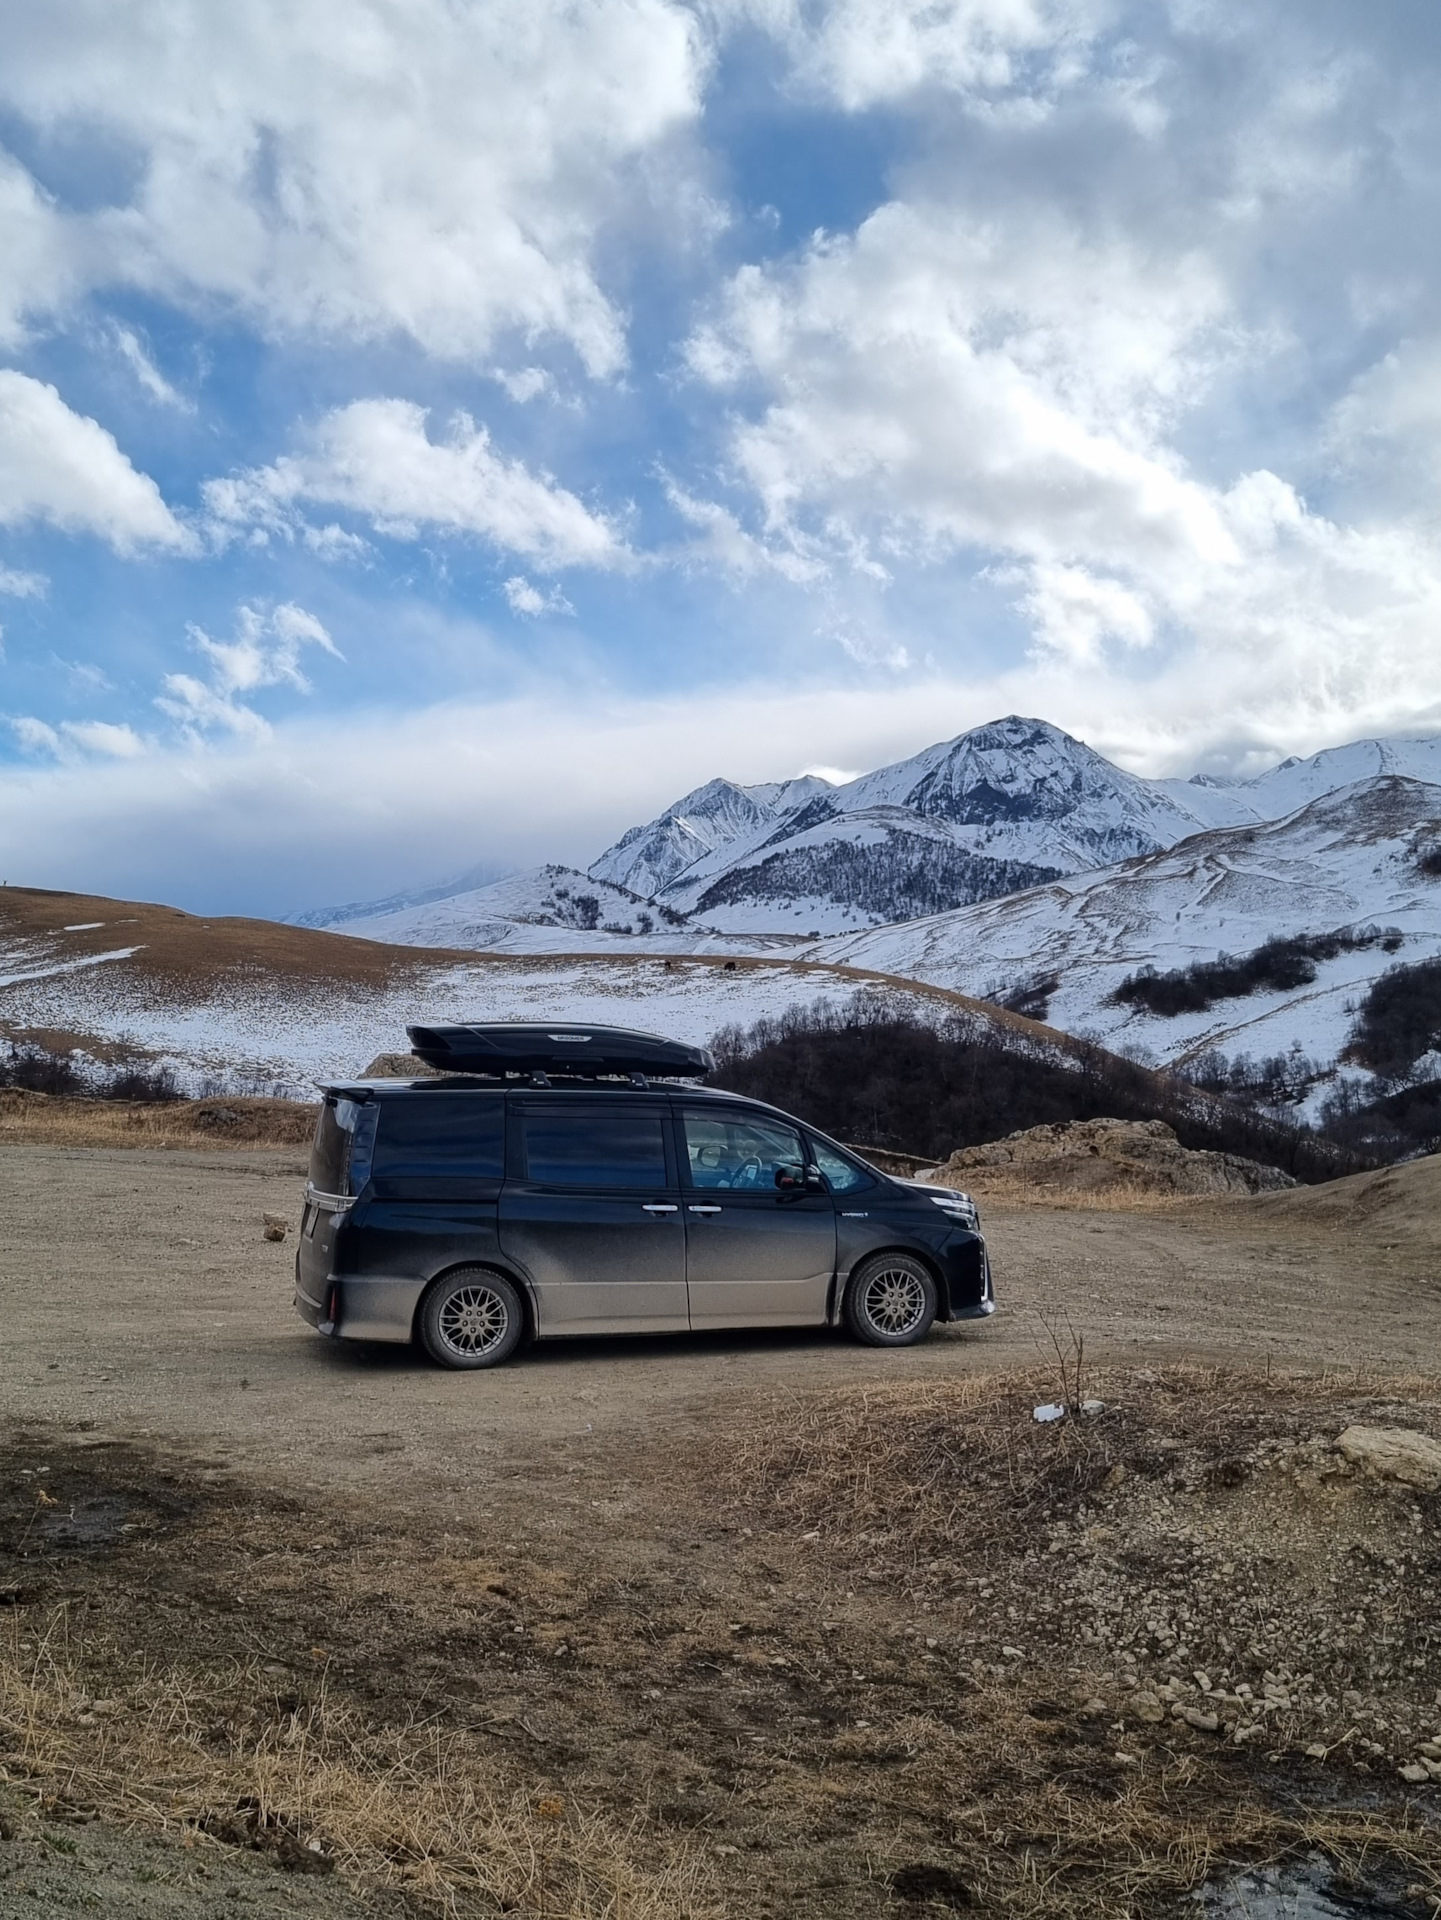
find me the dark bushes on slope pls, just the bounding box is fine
[1345,957,1441,1081]
[709,998,1375,1182]
[0,1043,182,1102]
[1111,926,1403,1018]
[694,835,1064,924]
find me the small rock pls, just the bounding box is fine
[262,1213,289,1243]
[1233,1723,1267,1747]
[1305,1744,1328,1760]
[1181,1707,1219,1733]
[1001,1645,1024,1661]
[1399,1762,1431,1784]
[1033,1404,1065,1424]
[1129,1692,1166,1725]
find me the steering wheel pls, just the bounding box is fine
[731,1155,764,1190]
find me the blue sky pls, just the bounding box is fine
[2,0,1441,915]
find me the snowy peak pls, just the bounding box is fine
[588,771,835,898]
[837,715,1209,856]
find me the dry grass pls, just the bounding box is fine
[945,1170,1209,1211]
[4,1376,1441,1919]
[698,1365,1441,1916]
[0,1088,317,1150]
[0,1608,718,1920]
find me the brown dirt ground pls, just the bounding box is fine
[0,1141,1439,1918]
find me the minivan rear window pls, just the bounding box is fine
[521,1108,668,1189]
[373,1095,505,1178]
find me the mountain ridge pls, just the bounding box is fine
[299,715,1441,949]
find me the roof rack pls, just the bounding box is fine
[405,1022,715,1081]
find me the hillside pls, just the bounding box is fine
[323,863,814,957]
[811,776,1441,1101]
[0,881,1076,1097]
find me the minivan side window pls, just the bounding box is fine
[522,1108,669,1189]
[683,1111,806,1191]
[372,1095,505,1178]
[809,1141,874,1195]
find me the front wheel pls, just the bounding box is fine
[844,1253,937,1348]
[418,1269,525,1370]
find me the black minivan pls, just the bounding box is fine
[294,1023,993,1369]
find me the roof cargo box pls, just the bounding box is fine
[405,1022,714,1079]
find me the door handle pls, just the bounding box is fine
[687,1204,723,1215]
[641,1203,678,1214]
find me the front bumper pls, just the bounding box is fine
[938,1233,994,1320]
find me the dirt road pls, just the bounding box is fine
[0,1143,1435,1496]
[2,1141,1440,1919]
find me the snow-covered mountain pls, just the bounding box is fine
[652,717,1250,930]
[324,863,809,956]
[302,716,1441,951]
[810,775,1441,1100]
[1153,733,1441,829]
[587,774,832,899]
[288,861,513,930]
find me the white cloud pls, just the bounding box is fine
[0,153,75,349]
[206,400,624,567]
[8,715,145,758]
[493,367,555,404]
[110,324,193,412]
[156,602,341,737]
[0,0,705,375]
[61,719,146,757]
[503,576,575,617]
[0,564,45,597]
[0,371,190,552]
[683,185,1441,747]
[52,656,112,693]
[714,0,1100,109]
[1020,563,1154,662]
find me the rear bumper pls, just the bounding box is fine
[293,1273,423,1344]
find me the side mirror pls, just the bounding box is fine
[774,1164,805,1190]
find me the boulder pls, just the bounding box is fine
[1335,1425,1441,1493]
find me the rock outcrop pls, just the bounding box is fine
[921,1116,1296,1199]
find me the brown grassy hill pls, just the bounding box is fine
[1244,1147,1441,1251]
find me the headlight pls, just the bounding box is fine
[927,1190,978,1227]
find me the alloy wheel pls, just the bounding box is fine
[437,1284,510,1359]
[862,1265,927,1337]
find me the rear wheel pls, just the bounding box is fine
[418,1269,525,1370]
[844,1252,937,1348]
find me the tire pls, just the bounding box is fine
[418,1268,526,1370]
[844,1252,938,1348]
